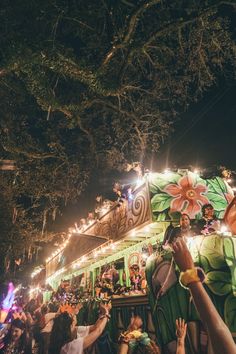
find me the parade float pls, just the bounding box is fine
[32,169,236,353]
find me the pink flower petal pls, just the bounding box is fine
[226,192,234,204]
[198,195,210,206]
[164,184,182,197]
[184,200,201,218]
[195,183,208,194]
[178,174,193,189]
[170,196,186,213]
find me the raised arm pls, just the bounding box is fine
[83,316,108,349]
[172,239,236,354]
[83,303,111,349]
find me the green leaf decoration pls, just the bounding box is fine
[199,254,212,273]
[207,177,227,194]
[218,210,225,219]
[223,237,236,295]
[151,193,171,212]
[200,235,225,269]
[224,293,236,331]
[149,173,180,194]
[206,192,227,211]
[205,271,231,295]
[155,212,167,221]
[223,238,235,267]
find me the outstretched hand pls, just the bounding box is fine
[100,302,112,316]
[176,318,187,343]
[172,239,194,271]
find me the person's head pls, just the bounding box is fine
[202,204,214,219]
[3,318,30,352]
[11,319,26,342]
[49,312,73,354]
[180,213,191,229]
[48,302,58,313]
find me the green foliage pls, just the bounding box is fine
[198,235,225,269]
[151,193,171,212]
[224,237,236,295]
[224,294,236,331]
[206,270,232,295]
[206,178,232,212]
[149,173,181,193]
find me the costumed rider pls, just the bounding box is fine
[194,204,220,235]
[163,213,194,245]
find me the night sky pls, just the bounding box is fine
[156,84,236,171]
[55,83,236,231]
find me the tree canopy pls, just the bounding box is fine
[0,0,235,273]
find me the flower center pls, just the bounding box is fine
[186,189,196,199]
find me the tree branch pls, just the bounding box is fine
[102,0,162,65]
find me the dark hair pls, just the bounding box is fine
[180,213,191,221]
[2,319,32,354]
[49,312,73,354]
[202,203,214,215]
[48,302,58,313]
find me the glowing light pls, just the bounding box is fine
[31,266,44,278]
[111,244,116,250]
[220,225,228,233]
[185,236,194,250]
[194,169,199,175]
[136,178,144,188]
[73,262,81,269]
[13,286,21,294]
[164,168,172,177]
[142,253,148,260]
[219,225,232,237]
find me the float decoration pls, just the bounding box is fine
[146,234,236,353]
[149,172,234,221]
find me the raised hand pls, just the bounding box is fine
[172,239,194,271]
[128,315,143,331]
[176,318,187,343]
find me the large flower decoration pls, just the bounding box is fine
[164,174,209,218]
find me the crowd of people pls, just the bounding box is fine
[0,202,235,353]
[0,293,190,354]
